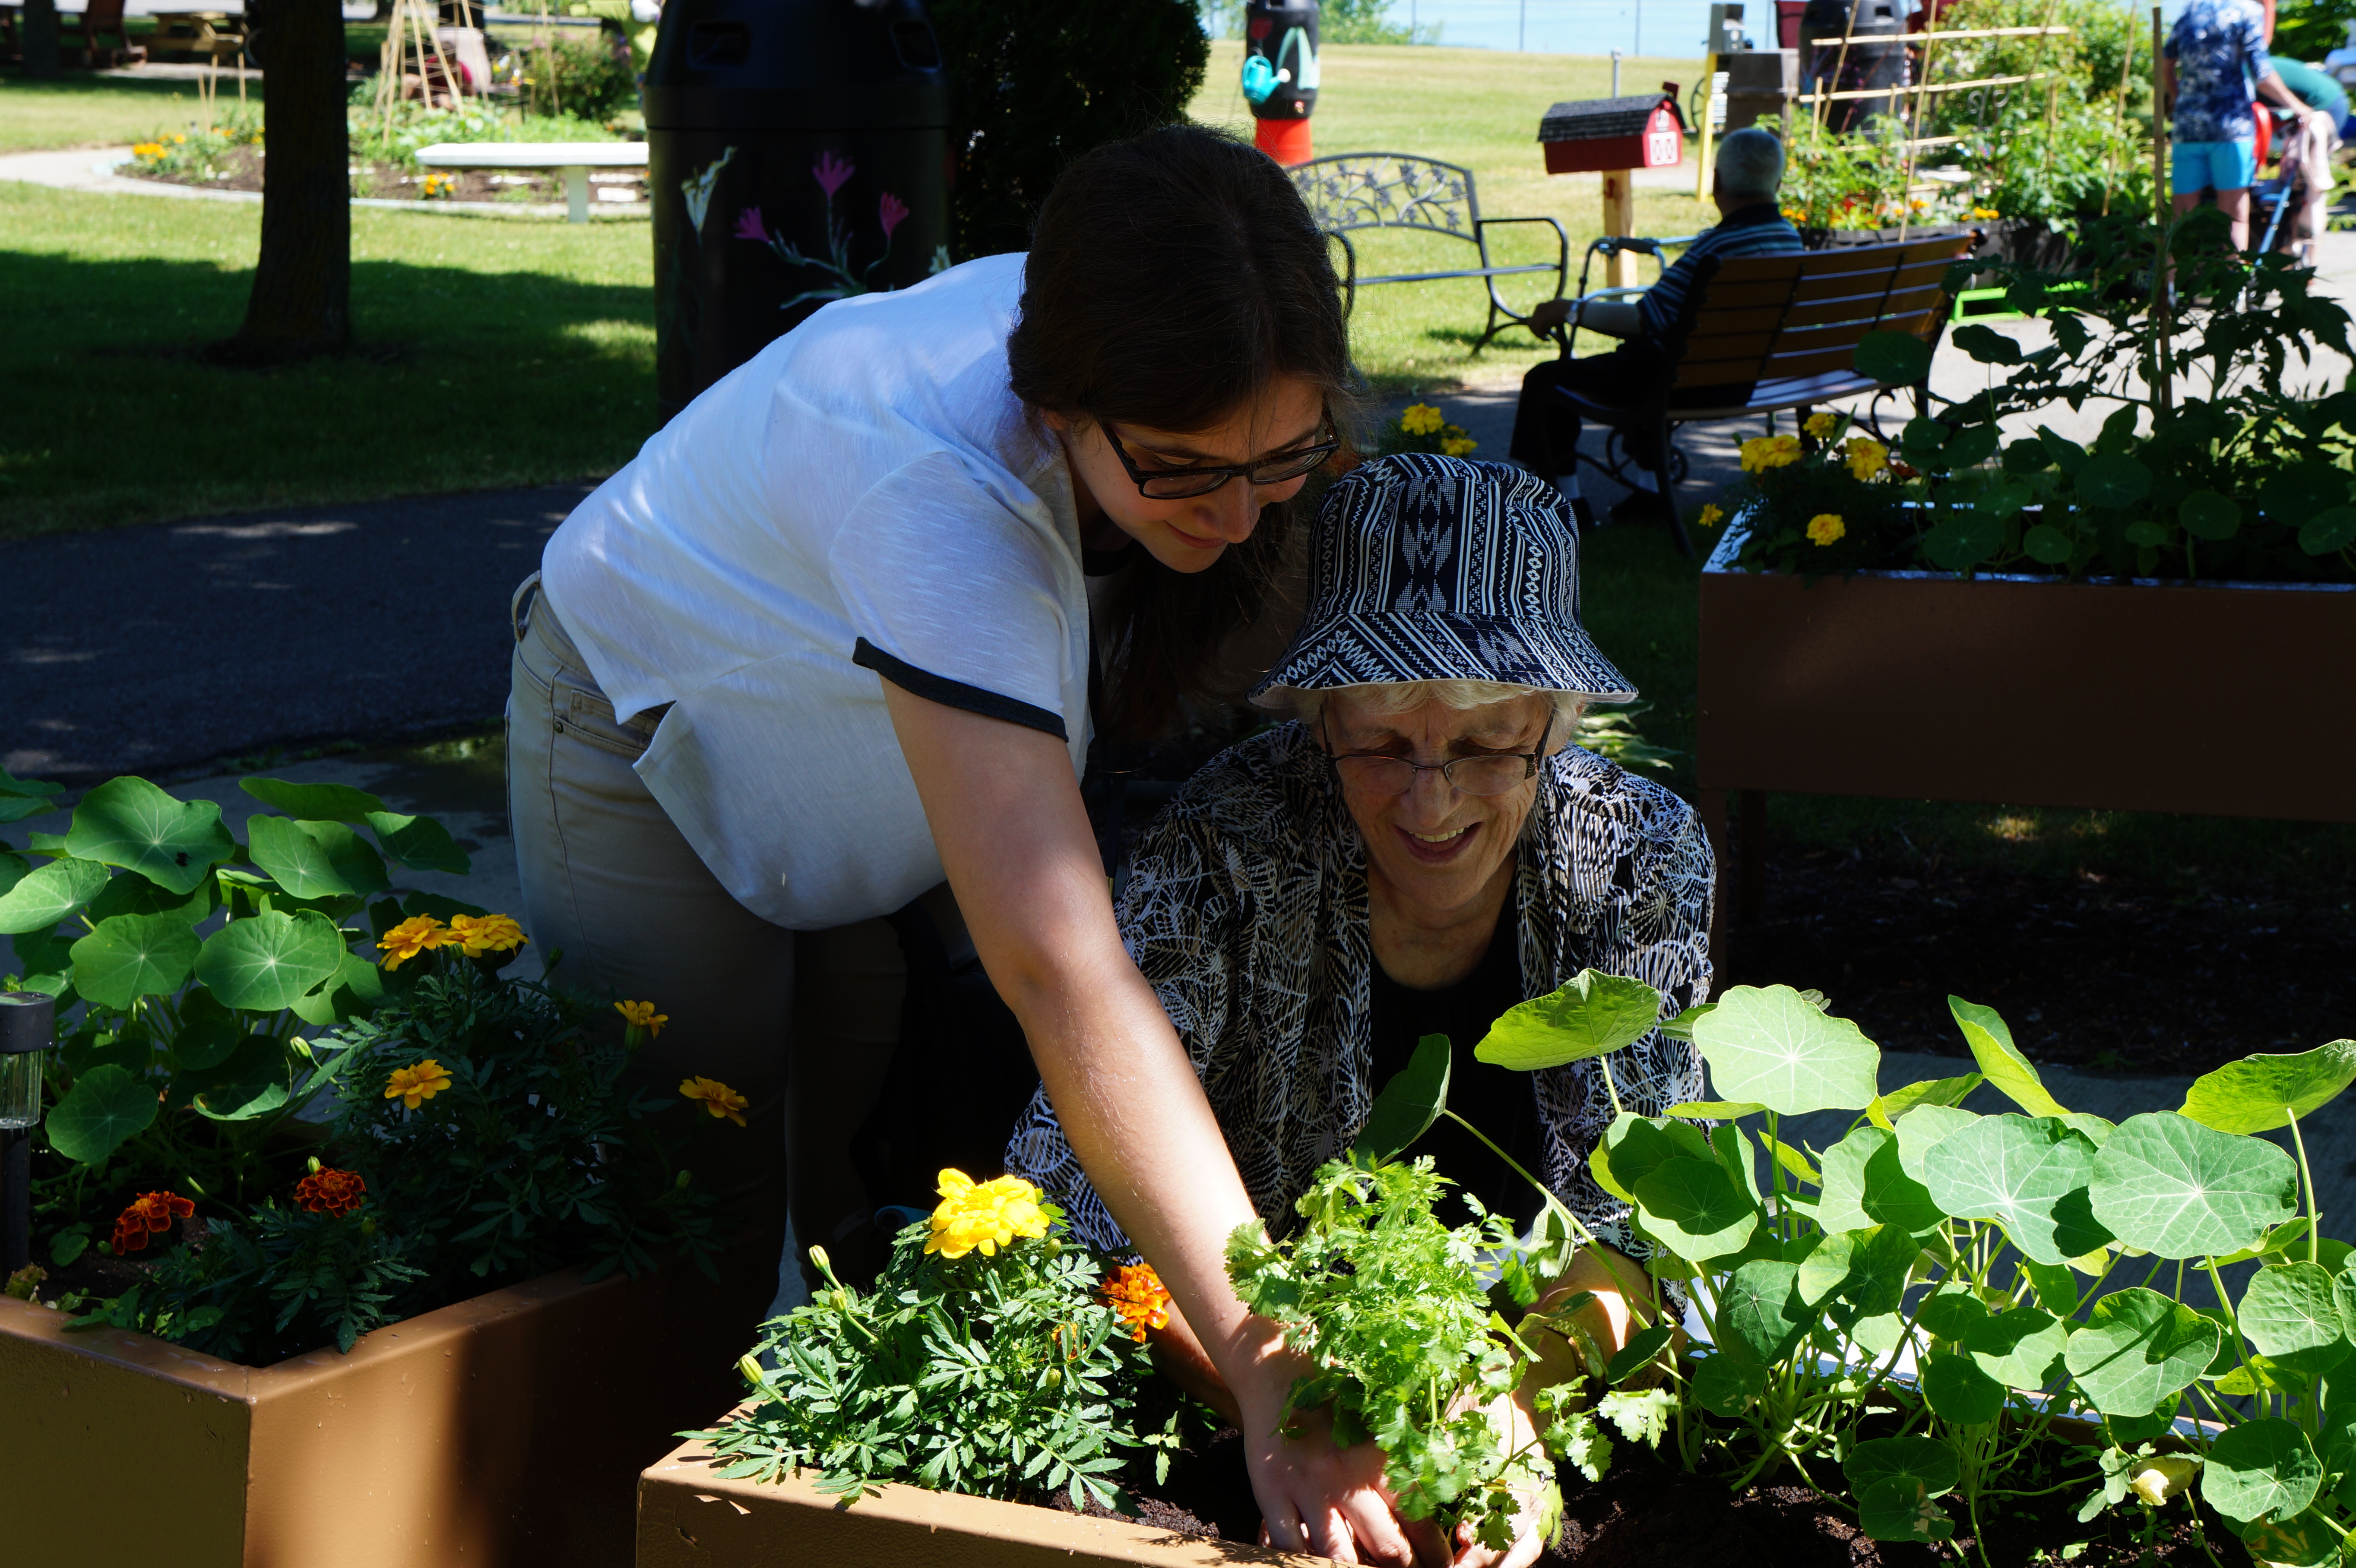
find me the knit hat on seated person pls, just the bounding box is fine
[1249,452,1637,710]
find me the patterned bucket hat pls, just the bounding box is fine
[1250,452,1637,709]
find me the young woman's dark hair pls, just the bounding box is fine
[1008,122,1362,740]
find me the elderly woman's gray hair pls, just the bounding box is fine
[1290,679,1589,733]
[1715,126,1785,201]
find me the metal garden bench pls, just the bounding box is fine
[1286,152,1568,352]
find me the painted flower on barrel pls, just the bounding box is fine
[1739,433,1802,473]
[732,205,766,242]
[878,191,910,243]
[1843,436,1889,482]
[294,1167,367,1217]
[447,912,527,957]
[378,914,452,970]
[925,1168,1051,1259]
[1807,513,1847,546]
[1101,1262,1173,1342]
[813,149,855,199]
[110,1190,194,1254]
[680,1075,748,1125]
[385,1057,453,1110]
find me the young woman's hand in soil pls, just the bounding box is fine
[1240,1374,1428,1566]
[1519,1243,1668,1391]
[1438,1395,1551,1568]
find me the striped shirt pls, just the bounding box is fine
[1637,202,1805,339]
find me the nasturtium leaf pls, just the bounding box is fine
[1691,985,1880,1117]
[193,909,347,1013]
[1916,1290,1990,1343]
[1922,1350,2007,1426]
[2239,1513,2340,1568]
[1962,1305,2070,1389]
[2180,1042,2356,1135]
[2062,1287,2223,1417]
[1855,329,1934,386]
[286,948,388,1028]
[2325,1404,2356,1510]
[2058,1113,2114,1147]
[1795,1230,1857,1306]
[238,776,388,824]
[1689,1354,1766,1416]
[1712,1122,1764,1206]
[366,811,471,875]
[2002,437,2052,475]
[246,816,392,900]
[1846,1437,1960,1543]
[1922,510,2006,570]
[2300,506,2356,556]
[1595,1114,1711,1204]
[2105,1403,2183,1448]
[2262,462,2352,521]
[2124,518,2169,547]
[2179,489,2242,541]
[1922,1114,2110,1266]
[2020,523,2075,564]
[1950,324,2024,366]
[1475,969,1663,1072]
[63,1023,150,1080]
[1663,1100,1767,1120]
[2241,1263,2350,1377]
[64,777,235,895]
[1895,1104,1980,1184]
[1868,1074,1983,1131]
[44,1063,159,1163]
[0,856,108,934]
[2214,1354,2297,1397]
[1353,1034,1451,1160]
[2202,1418,2324,1526]
[0,766,63,803]
[1850,1309,1910,1360]
[2076,452,2152,509]
[1763,1134,1819,1185]
[1946,424,2001,471]
[1605,1325,1676,1386]
[187,1032,294,1121]
[69,913,200,1010]
[2328,1261,2356,1345]
[2089,1112,2297,1259]
[1717,1260,1807,1365]
[1949,997,2065,1117]
[1836,1224,1922,1321]
[86,868,212,926]
[1634,1157,1759,1261]
[171,992,245,1072]
[2018,1258,2081,1316]
[1816,1125,1946,1236]
[2217,1216,2312,1267]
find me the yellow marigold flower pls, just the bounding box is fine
[446,912,527,956]
[1399,403,1444,436]
[1101,1262,1174,1342]
[132,142,165,160]
[615,999,669,1038]
[171,133,186,143]
[377,915,449,970]
[1439,435,1477,457]
[1738,434,1803,473]
[384,1058,453,1109]
[1696,503,1726,530]
[1803,412,1837,439]
[925,1167,1050,1259]
[1843,436,1889,481]
[680,1075,748,1125]
[1807,513,1847,546]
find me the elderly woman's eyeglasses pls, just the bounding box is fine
[1324,711,1555,798]
[1102,418,1340,500]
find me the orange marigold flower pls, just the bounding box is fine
[384,1058,453,1109]
[110,1191,195,1254]
[377,915,450,970]
[616,999,669,1038]
[1100,1262,1174,1342]
[445,912,527,956]
[680,1075,748,1125]
[294,1168,367,1217]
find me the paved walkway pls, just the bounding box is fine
[0,145,648,221]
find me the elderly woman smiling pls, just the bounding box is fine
[1007,452,1713,1562]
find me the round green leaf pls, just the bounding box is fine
[1846,1436,1960,1543]
[64,777,235,895]
[1663,1100,1767,1119]
[2179,489,2242,541]
[44,1063,159,1163]
[69,912,200,1010]
[1814,1125,1945,1236]
[238,776,388,824]
[2262,463,2352,521]
[2088,1112,2297,1259]
[1921,1114,2110,1266]
[1922,510,2006,570]
[1353,1034,1451,1161]
[2181,1042,2356,1135]
[2299,506,2356,556]
[1895,1103,1980,1184]
[2076,452,2152,509]
[2203,1418,2323,1526]
[1950,996,2066,1117]
[2241,1262,2350,1377]
[1855,329,1934,386]
[187,1032,294,1122]
[193,910,347,1012]
[170,994,245,1072]
[1688,1353,1766,1416]
[1633,1156,1759,1261]
[87,868,213,926]
[0,857,109,935]
[2241,1512,2341,1568]
[1595,1114,1713,1204]
[365,811,471,875]
[1716,1259,1806,1365]
[1961,1305,2070,1389]
[1922,1350,2006,1426]
[1833,1223,1922,1321]
[246,816,392,900]
[2021,523,2074,563]
[1691,985,1880,1117]
[2062,1287,2222,1418]
[286,949,387,1028]
[2124,518,2169,547]
[1474,968,1663,1072]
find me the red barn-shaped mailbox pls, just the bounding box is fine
[1538,93,1686,174]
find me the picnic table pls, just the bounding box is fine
[412,141,647,222]
[147,11,244,66]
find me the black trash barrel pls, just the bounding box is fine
[1800,0,1907,134]
[1242,0,1319,164]
[646,0,952,421]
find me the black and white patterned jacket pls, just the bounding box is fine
[1004,720,1715,1256]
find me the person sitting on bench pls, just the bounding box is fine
[1508,126,1803,529]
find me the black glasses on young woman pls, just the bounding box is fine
[1101,417,1340,500]
[1322,710,1556,798]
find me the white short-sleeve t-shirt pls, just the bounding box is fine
[540,253,1090,930]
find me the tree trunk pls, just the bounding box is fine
[225,0,352,360]
[20,0,62,80]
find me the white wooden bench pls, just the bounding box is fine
[412,142,647,222]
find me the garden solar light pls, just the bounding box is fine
[0,991,54,1275]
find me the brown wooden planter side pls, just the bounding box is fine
[0,1241,770,1568]
[638,1430,1333,1568]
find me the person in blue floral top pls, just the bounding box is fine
[2164,0,2330,251]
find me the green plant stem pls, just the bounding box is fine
[1438,1109,1654,1328]
[2286,1109,2319,1265]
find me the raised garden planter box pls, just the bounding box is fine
[1695,523,2356,959]
[1,1241,773,1568]
[637,1422,1327,1568]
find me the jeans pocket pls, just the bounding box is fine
[557,680,659,761]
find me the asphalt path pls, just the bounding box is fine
[2,483,593,784]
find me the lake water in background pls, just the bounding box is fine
[1372,0,2196,58]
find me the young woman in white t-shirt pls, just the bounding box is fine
[512,126,1444,1565]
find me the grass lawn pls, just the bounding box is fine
[0,69,262,150]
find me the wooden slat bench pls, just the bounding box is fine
[1544,234,1975,554]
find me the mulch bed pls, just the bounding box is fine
[119,148,644,205]
[1726,844,2356,1075]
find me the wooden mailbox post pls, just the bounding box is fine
[1537,92,1686,287]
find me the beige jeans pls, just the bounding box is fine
[505,574,971,1312]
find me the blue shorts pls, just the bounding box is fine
[2172,138,2258,194]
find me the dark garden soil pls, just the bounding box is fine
[1726,844,2356,1076]
[120,147,643,206]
